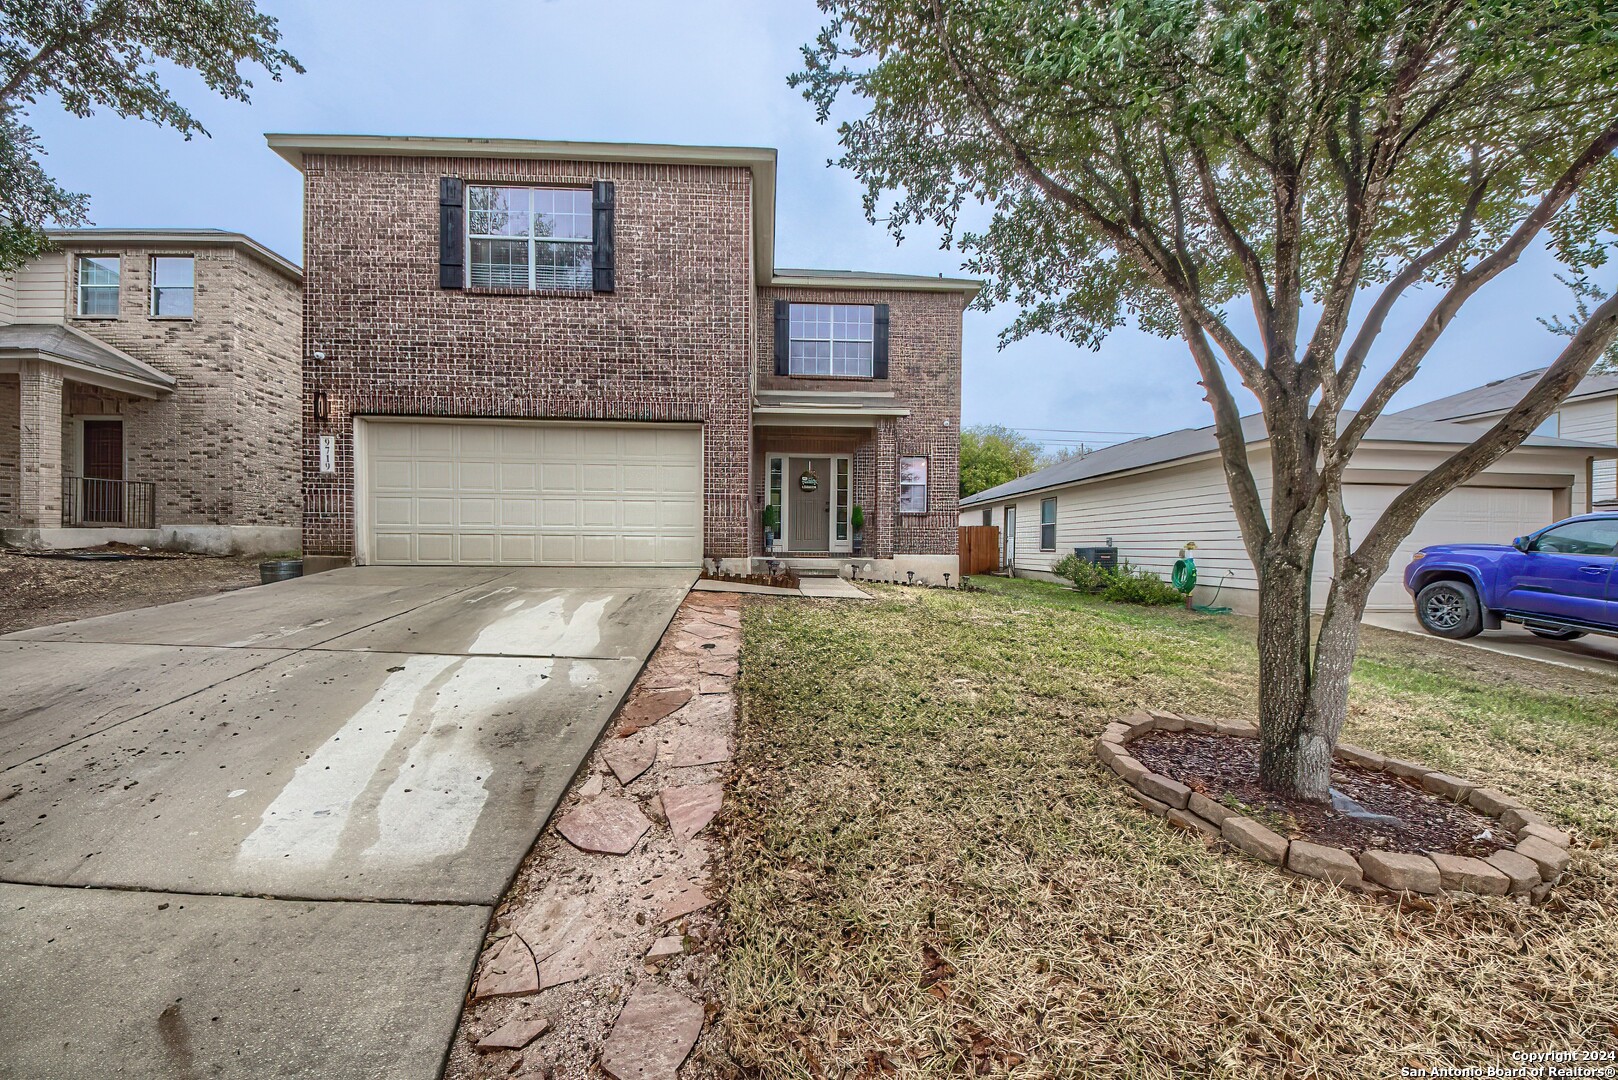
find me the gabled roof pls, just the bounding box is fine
[45,228,302,283]
[959,411,1616,507]
[1391,368,1618,423]
[0,323,176,396]
[264,134,981,298]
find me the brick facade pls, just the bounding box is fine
[0,240,302,534]
[300,153,755,560]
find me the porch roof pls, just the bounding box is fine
[753,389,911,425]
[0,324,175,397]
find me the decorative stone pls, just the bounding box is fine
[1096,742,1126,771]
[603,737,657,786]
[476,1016,551,1052]
[1126,787,1171,818]
[472,935,540,1000]
[1147,709,1186,732]
[1512,836,1571,880]
[1429,853,1511,896]
[1420,772,1475,800]
[1108,754,1147,785]
[557,796,653,855]
[1136,772,1192,810]
[1188,792,1234,827]
[619,689,692,733]
[662,783,723,846]
[600,982,705,1080]
[697,657,739,678]
[1335,745,1386,770]
[1519,822,1572,848]
[1121,709,1154,732]
[1222,816,1289,865]
[646,935,684,960]
[1213,720,1258,738]
[698,609,741,630]
[1181,716,1217,734]
[1467,787,1523,816]
[1360,851,1441,894]
[1381,758,1429,780]
[656,881,714,924]
[1103,722,1132,742]
[1288,841,1363,886]
[1500,806,1550,834]
[1167,808,1219,838]
[680,619,736,641]
[660,732,733,768]
[698,676,731,695]
[1485,849,1541,894]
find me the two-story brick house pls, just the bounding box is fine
[0,229,302,553]
[269,134,975,582]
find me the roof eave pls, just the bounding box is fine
[46,228,303,283]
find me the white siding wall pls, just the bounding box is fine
[13,253,68,322]
[961,443,1600,612]
[0,271,15,324]
[1560,396,1617,503]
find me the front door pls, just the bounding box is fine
[81,420,123,523]
[788,456,831,552]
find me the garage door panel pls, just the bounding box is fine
[364,422,702,567]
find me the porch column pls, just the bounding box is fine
[872,416,898,559]
[17,361,65,530]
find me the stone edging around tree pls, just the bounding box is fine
[1096,709,1573,902]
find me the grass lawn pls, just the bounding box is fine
[713,577,1618,1078]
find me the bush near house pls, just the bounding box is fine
[1053,554,1184,606]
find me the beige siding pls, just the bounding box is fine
[0,272,15,323]
[13,253,68,321]
[1559,396,1617,503]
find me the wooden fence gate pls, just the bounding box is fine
[958,525,1001,577]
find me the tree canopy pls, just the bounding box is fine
[960,423,1044,496]
[0,0,301,271]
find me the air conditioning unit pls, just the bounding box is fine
[1072,545,1119,571]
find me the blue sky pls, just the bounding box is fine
[26,0,1582,452]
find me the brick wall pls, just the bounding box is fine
[47,244,302,528]
[300,153,755,560]
[755,287,963,555]
[0,374,20,521]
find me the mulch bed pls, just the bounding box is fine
[1130,730,1509,858]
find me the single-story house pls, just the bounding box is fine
[1,228,303,554]
[268,134,975,582]
[1389,368,1618,509]
[958,411,1618,613]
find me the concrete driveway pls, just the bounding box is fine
[0,565,692,1079]
[1362,610,1618,676]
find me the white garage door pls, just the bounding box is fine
[361,421,703,566]
[1322,484,1555,610]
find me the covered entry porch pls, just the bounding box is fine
[0,324,174,544]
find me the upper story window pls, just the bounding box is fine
[789,303,873,377]
[151,256,195,317]
[76,256,120,317]
[467,185,593,290]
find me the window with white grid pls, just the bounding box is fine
[467,185,593,290]
[788,303,874,377]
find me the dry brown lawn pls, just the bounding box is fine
[708,577,1618,1078]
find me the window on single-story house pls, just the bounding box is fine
[151,256,195,317]
[899,456,928,513]
[76,256,120,317]
[981,507,992,526]
[1040,496,1057,550]
[467,185,593,290]
[789,303,874,377]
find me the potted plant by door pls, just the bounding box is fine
[762,503,779,553]
[851,505,865,554]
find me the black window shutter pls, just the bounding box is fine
[438,177,464,289]
[592,181,616,293]
[873,303,891,379]
[774,300,790,375]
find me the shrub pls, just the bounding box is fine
[1101,564,1185,606]
[1053,552,1109,592]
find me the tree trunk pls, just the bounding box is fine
[1254,546,1335,801]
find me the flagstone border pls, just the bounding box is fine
[1096,709,1573,903]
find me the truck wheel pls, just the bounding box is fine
[1528,626,1586,640]
[1415,581,1483,639]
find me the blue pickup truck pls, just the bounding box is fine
[1403,512,1618,640]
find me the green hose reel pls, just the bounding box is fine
[1171,557,1198,593]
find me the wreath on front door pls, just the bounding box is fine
[798,469,819,492]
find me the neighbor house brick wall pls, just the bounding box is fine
[755,286,963,555]
[34,243,303,529]
[299,153,755,560]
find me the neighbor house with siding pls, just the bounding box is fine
[269,134,974,582]
[0,229,302,553]
[958,410,1617,614]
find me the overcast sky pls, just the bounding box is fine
[27,0,1585,452]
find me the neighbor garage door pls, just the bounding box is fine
[361,420,703,566]
[1322,483,1555,610]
